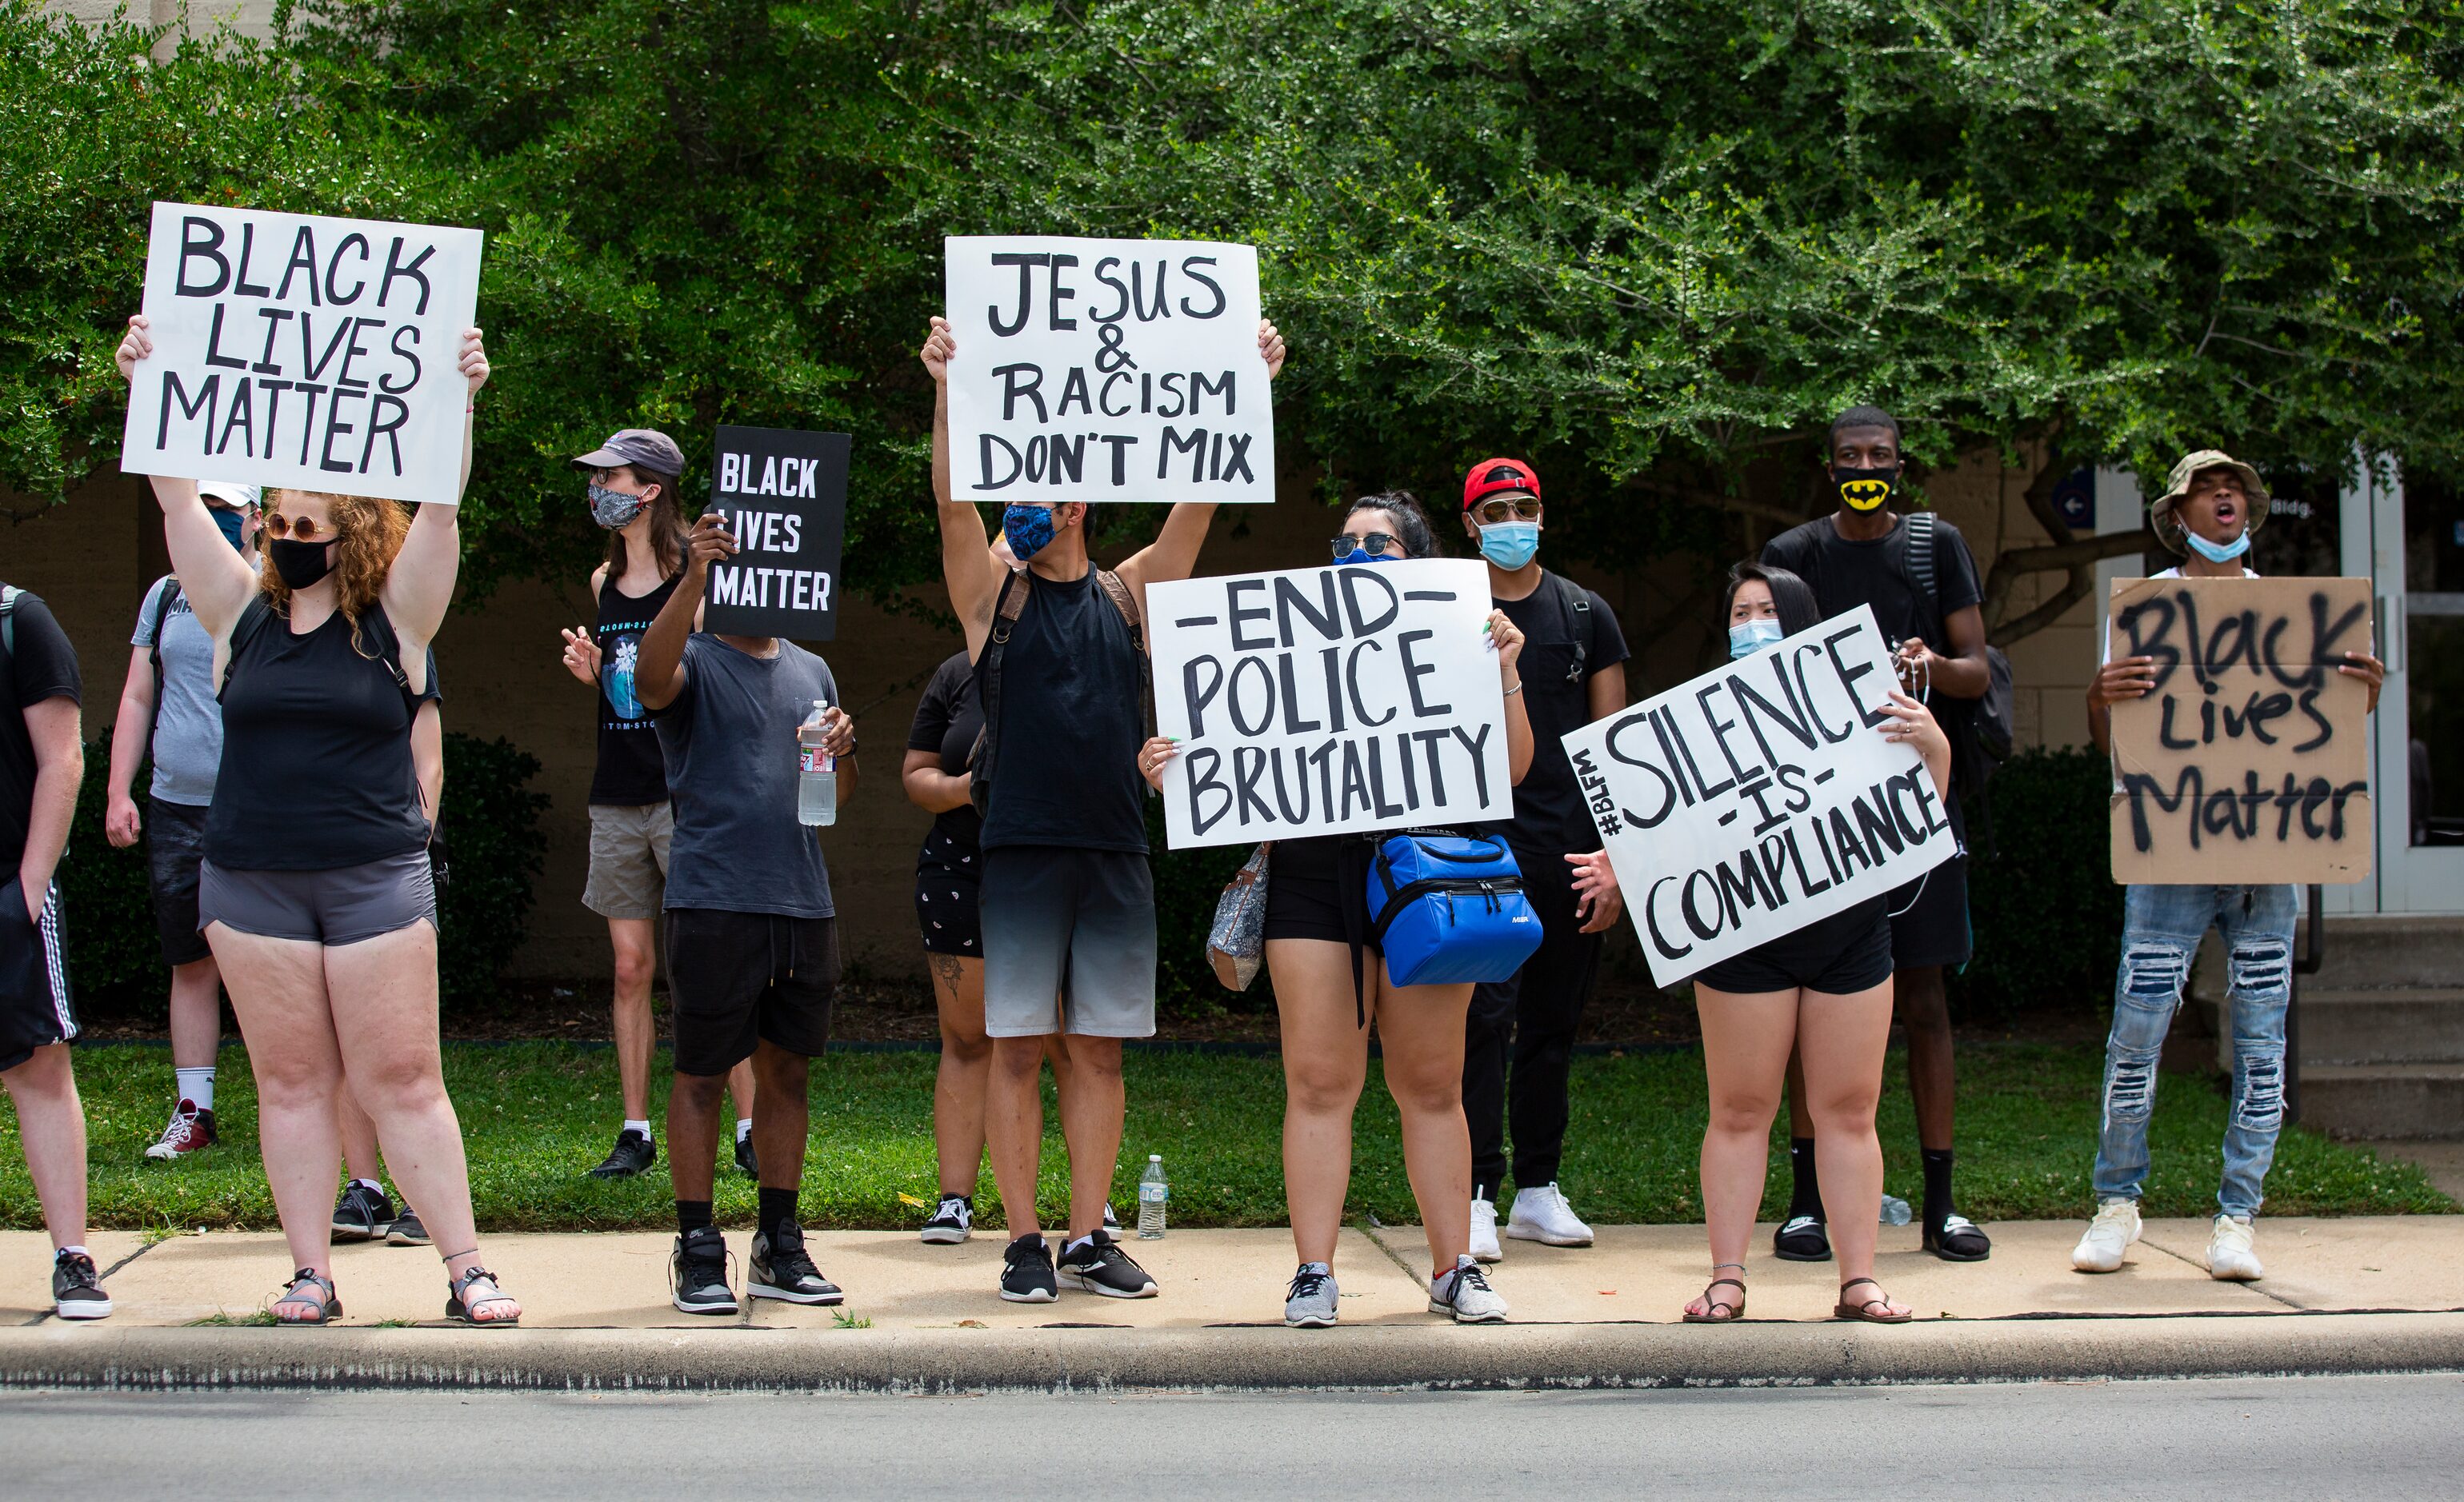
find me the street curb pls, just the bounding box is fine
[2,1312,2460,1392]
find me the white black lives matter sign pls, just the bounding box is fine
[702,425,850,641]
[1562,606,1958,988]
[121,202,483,505]
[1148,560,1512,849]
[945,236,1271,503]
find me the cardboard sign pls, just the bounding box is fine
[944,236,1272,503]
[701,425,851,641]
[1149,559,1511,848]
[121,202,484,505]
[2106,575,2374,884]
[1562,606,1958,989]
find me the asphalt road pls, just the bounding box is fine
[4,1373,2458,1498]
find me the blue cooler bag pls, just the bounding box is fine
[1366,833,1546,987]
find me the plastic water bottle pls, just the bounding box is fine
[1138,1154,1168,1239]
[797,699,837,826]
[1880,1194,1914,1226]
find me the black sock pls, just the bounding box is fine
[1788,1137,1822,1220]
[1922,1148,1956,1228]
[758,1187,799,1239]
[676,1200,714,1236]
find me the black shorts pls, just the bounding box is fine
[146,797,213,967]
[664,909,839,1076]
[1694,898,1894,997]
[0,878,76,1074]
[1261,835,1378,949]
[1886,847,1971,970]
[914,828,982,957]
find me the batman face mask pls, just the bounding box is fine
[1832,465,1899,512]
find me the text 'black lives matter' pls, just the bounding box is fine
[702,425,851,643]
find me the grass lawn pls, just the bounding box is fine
[2,1040,2450,1232]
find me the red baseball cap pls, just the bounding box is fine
[1462,457,1541,511]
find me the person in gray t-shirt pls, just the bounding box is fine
[634,508,858,1314]
[103,481,260,1163]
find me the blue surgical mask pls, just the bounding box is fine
[1002,504,1058,561]
[211,508,248,551]
[1477,520,1540,570]
[2183,526,2251,564]
[1728,619,1785,659]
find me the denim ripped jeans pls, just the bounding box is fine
[2092,883,2298,1220]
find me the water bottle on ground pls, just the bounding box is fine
[797,699,838,827]
[1138,1154,1168,1239]
[1880,1193,1913,1226]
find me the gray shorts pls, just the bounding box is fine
[980,845,1156,1038]
[583,802,672,921]
[199,850,437,947]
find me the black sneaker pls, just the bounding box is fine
[734,1132,759,1179]
[331,1181,395,1243]
[670,1227,738,1316]
[51,1250,111,1320]
[920,1193,974,1245]
[386,1204,431,1247]
[748,1223,843,1305]
[587,1128,657,1180]
[1057,1230,1159,1299]
[999,1232,1058,1304]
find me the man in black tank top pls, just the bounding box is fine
[922,313,1287,1304]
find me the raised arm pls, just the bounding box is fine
[114,318,258,637]
[924,318,1008,660]
[1114,319,1286,610]
[634,511,733,713]
[382,327,490,657]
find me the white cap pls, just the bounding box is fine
[198,481,262,511]
[1150,1153,1162,1161]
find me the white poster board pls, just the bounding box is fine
[121,202,485,505]
[943,236,1271,504]
[1561,605,1958,987]
[1149,559,1510,848]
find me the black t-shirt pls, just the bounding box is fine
[1760,512,1984,657]
[590,572,682,805]
[1492,572,1630,857]
[979,569,1148,853]
[907,650,986,850]
[1,589,83,876]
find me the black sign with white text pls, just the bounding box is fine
[701,425,850,641]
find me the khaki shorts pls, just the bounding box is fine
[584,802,673,921]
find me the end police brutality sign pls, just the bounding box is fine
[944,236,1273,503]
[121,203,484,505]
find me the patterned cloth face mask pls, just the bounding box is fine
[590,483,650,529]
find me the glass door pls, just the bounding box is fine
[2368,465,2464,913]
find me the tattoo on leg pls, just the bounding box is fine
[929,952,963,998]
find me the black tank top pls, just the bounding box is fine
[590,573,680,805]
[205,599,426,871]
[979,569,1148,853]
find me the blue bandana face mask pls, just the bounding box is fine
[210,508,248,551]
[1002,504,1058,561]
[1728,619,1785,659]
[1477,520,1540,570]
[2183,525,2252,564]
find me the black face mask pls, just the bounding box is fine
[1830,463,1900,513]
[270,537,336,589]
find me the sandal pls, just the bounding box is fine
[1923,1213,1992,1262]
[1772,1214,1831,1262]
[1834,1276,1913,1324]
[446,1265,521,1327]
[1682,1264,1747,1323]
[272,1268,341,1325]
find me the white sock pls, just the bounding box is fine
[354,1177,386,1194]
[623,1118,653,1138]
[736,1118,754,1142]
[176,1067,215,1113]
[58,1244,88,1260]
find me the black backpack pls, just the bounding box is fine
[1902,510,2014,777]
[967,567,1151,818]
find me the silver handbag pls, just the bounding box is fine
[1206,844,1272,991]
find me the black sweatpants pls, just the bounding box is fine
[1462,846,1603,1196]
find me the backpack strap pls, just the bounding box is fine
[1904,510,1940,613]
[0,584,16,659]
[1545,571,1591,684]
[1093,567,1155,734]
[967,570,1030,816]
[148,577,182,678]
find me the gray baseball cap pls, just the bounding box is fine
[571,428,686,478]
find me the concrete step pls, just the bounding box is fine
[2295,989,2464,1066]
[2310,916,2464,990]
[2298,1064,2464,1141]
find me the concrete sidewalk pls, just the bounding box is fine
[4,1216,2459,1389]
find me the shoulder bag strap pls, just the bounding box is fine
[1094,567,1155,733]
[1546,570,1590,683]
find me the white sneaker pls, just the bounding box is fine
[1468,1196,1502,1263]
[2070,1199,2142,1272]
[1506,1182,1594,1247]
[2206,1214,2263,1281]
[1429,1255,1509,1324]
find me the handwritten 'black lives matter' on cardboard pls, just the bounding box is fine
[1562,605,1958,988]
[120,202,483,506]
[1146,560,1512,849]
[2106,575,2374,885]
[944,237,1272,504]
[701,425,850,642]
